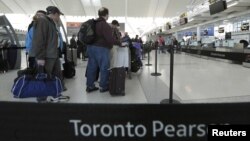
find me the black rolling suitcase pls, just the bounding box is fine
[63,61,75,78]
[0,48,9,73]
[63,46,76,79]
[17,53,36,78]
[7,44,18,69]
[109,67,126,96]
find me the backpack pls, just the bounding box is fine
[78,19,97,45]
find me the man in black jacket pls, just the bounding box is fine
[86,7,121,93]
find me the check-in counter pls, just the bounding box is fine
[182,45,249,62]
[215,47,244,53]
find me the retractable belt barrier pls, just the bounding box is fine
[0,102,250,141]
[0,47,26,50]
[145,51,152,66]
[161,46,180,104]
[151,47,161,76]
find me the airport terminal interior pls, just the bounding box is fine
[1,0,250,104]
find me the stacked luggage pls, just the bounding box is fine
[109,45,129,96]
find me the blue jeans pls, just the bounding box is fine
[86,45,110,89]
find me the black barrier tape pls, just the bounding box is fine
[0,47,26,50]
[0,102,250,141]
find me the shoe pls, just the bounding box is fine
[48,95,70,103]
[86,87,99,93]
[63,86,67,91]
[37,97,48,103]
[100,88,109,93]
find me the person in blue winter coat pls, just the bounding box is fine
[25,10,46,68]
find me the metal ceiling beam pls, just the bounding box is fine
[0,0,13,13]
[79,0,87,16]
[80,0,96,17]
[51,0,58,7]
[98,0,102,10]
[124,0,140,36]
[152,0,159,23]
[90,0,97,17]
[50,0,69,20]
[91,0,102,17]
[13,0,27,14]
[158,0,170,17]
[51,0,65,12]
[141,0,160,36]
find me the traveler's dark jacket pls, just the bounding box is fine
[70,38,77,48]
[93,17,121,49]
[30,16,59,60]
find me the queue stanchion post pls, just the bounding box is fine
[141,49,145,60]
[161,45,180,104]
[145,51,152,66]
[151,47,161,76]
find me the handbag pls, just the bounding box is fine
[11,73,63,98]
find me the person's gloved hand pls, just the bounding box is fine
[37,60,45,66]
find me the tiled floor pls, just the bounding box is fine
[1,50,250,103]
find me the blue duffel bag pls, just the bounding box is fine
[11,73,63,98]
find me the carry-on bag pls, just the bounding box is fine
[109,67,126,96]
[63,61,75,78]
[66,47,77,66]
[17,52,36,77]
[63,45,76,78]
[7,44,18,69]
[12,67,63,98]
[0,48,9,73]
